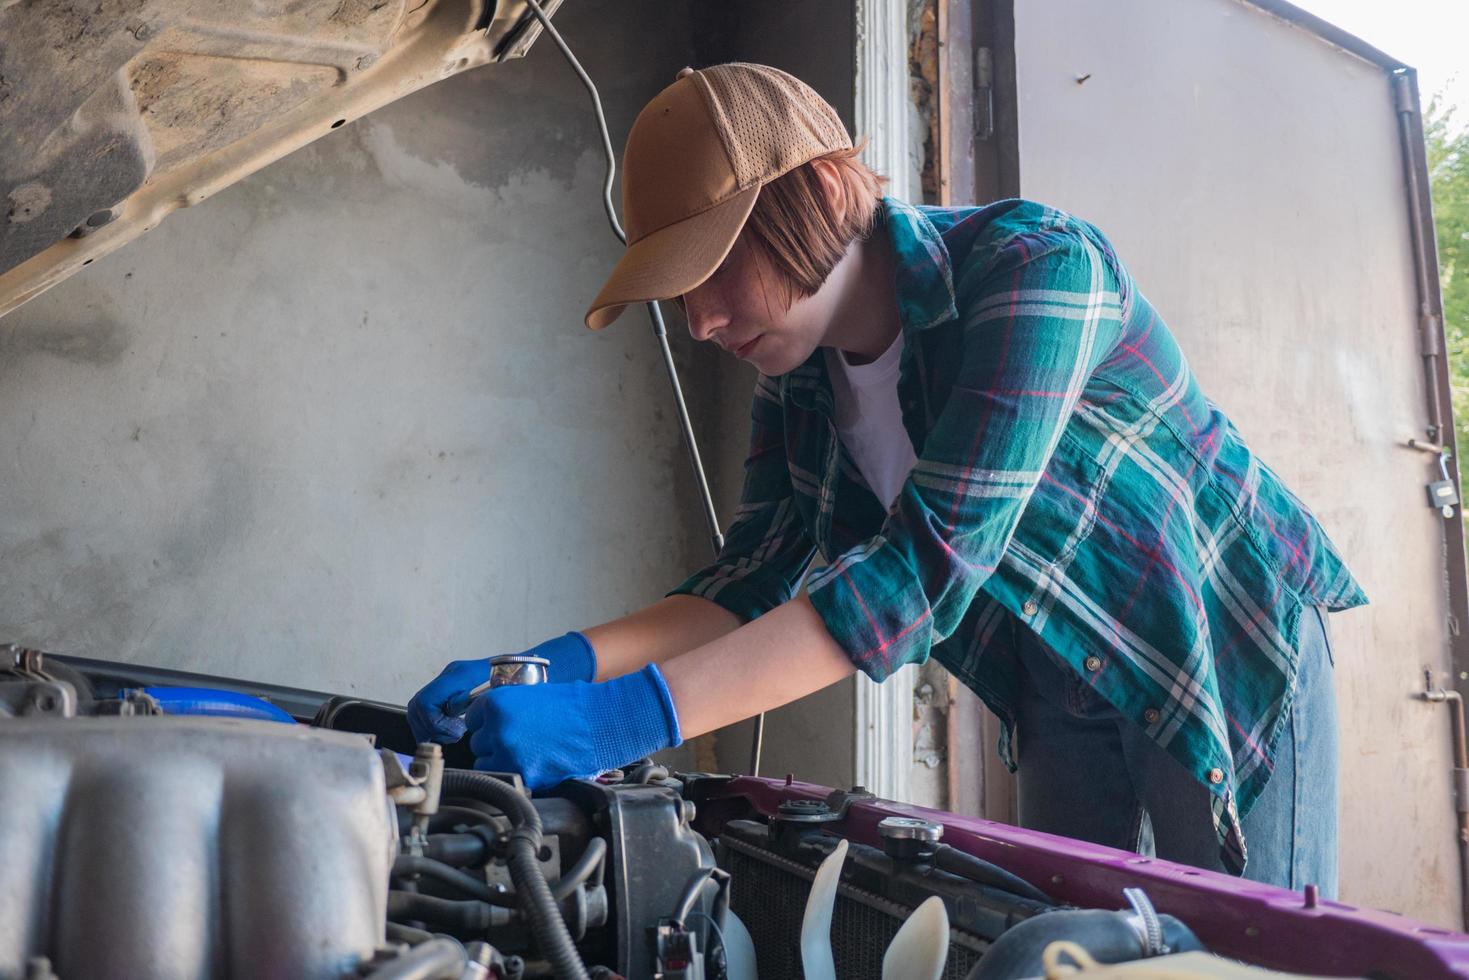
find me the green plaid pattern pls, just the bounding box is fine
[671,198,1366,873]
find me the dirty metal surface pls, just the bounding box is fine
[0,0,560,317]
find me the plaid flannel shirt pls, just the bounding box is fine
[671,197,1366,873]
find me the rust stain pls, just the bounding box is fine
[908,0,940,205]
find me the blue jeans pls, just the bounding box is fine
[1013,606,1339,896]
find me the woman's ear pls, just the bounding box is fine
[808,158,849,222]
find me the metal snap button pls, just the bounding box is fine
[1083,655,1102,672]
[1144,708,1161,724]
[1208,768,1225,784]
[1022,600,1039,616]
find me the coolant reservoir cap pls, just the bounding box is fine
[877,817,944,843]
[877,817,944,862]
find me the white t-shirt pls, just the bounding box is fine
[823,331,918,511]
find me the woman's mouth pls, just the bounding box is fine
[734,336,761,359]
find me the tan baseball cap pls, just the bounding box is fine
[584,63,853,330]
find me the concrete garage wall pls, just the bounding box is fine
[1009,0,1460,924]
[0,3,717,713]
[0,0,874,789]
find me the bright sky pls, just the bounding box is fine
[1289,0,1468,122]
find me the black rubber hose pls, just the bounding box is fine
[967,909,1205,980]
[626,762,669,785]
[364,937,467,980]
[428,804,501,835]
[553,836,607,902]
[934,844,1055,905]
[394,855,507,904]
[672,866,730,929]
[411,834,604,909]
[711,866,730,934]
[424,831,491,867]
[388,891,499,932]
[440,769,590,980]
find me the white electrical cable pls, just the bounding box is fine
[519,0,767,775]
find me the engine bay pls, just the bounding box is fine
[3,645,1467,979]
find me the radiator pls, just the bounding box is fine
[719,834,987,979]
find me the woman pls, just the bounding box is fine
[408,63,1365,891]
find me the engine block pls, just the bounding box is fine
[0,716,394,979]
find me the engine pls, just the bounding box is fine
[0,646,725,980]
[4,644,1358,980]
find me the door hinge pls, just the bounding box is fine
[974,46,994,142]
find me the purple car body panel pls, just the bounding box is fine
[708,776,1469,978]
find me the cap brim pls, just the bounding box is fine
[584,185,760,330]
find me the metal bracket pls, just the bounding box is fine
[1406,438,1451,456]
[0,679,77,719]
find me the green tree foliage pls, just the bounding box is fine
[1428,96,1469,453]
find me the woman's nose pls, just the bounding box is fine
[683,296,726,344]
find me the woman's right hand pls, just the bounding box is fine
[405,632,598,743]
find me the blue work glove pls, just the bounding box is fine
[467,663,682,790]
[406,632,598,744]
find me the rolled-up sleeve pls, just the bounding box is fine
[807,225,1126,680]
[669,373,820,622]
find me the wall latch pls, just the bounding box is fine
[1429,451,1461,519]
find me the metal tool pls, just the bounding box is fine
[467,655,551,700]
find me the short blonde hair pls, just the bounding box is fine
[743,143,887,307]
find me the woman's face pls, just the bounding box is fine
[680,234,828,377]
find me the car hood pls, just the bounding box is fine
[0,0,560,318]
